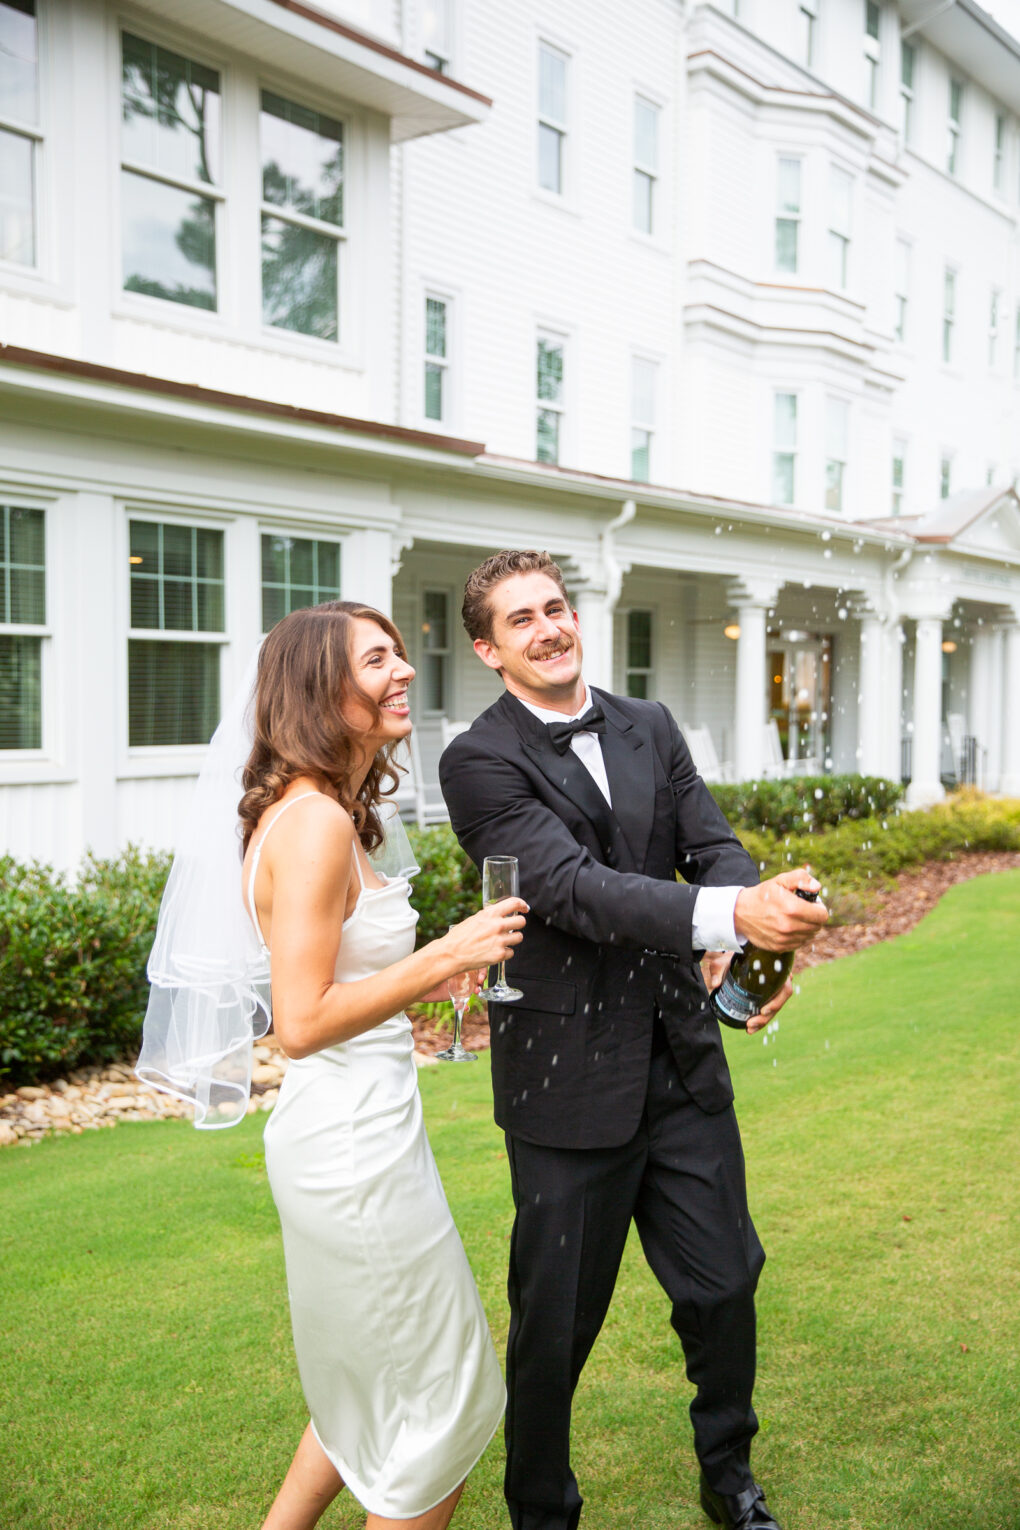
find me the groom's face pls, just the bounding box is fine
[473,571,584,710]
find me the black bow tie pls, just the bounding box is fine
[548,703,607,754]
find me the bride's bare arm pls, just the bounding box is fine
[259,798,525,1060]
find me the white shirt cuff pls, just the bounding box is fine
[692,885,745,952]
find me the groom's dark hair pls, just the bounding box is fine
[462,550,570,643]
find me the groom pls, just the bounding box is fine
[439,550,827,1530]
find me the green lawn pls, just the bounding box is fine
[2,872,1018,1530]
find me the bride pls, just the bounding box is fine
[142,600,526,1530]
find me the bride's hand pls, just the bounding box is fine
[440,897,528,974]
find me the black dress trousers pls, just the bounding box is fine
[503,1046,766,1530]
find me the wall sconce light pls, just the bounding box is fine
[129,555,143,565]
[941,640,957,653]
[724,623,741,640]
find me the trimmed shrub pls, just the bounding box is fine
[407,824,483,948]
[708,774,905,837]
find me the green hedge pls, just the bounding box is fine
[708,774,905,836]
[407,824,482,947]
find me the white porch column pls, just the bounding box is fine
[340,526,401,617]
[573,578,613,692]
[986,627,1005,792]
[885,623,905,782]
[906,616,945,807]
[727,578,778,781]
[999,621,1020,794]
[857,611,885,776]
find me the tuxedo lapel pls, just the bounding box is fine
[594,690,657,870]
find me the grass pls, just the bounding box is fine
[1,871,1018,1530]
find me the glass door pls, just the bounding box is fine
[767,634,832,770]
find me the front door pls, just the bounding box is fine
[767,634,832,770]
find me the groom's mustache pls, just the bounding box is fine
[526,640,573,661]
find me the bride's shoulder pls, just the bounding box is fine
[257,787,354,856]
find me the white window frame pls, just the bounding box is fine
[421,0,454,75]
[894,236,910,342]
[899,38,915,145]
[825,396,849,512]
[536,40,569,199]
[942,266,956,365]
[422,288,453,426]
[799,1,819,69]
[535,326,567,466]
[0,494,51,761]
[828,165,852,291]
[775,156,801,275]
[117,25,226,321]
[0,0,44,276]
[947,77,963,175]
[419,585,453,717]
[632,94,659,237]
[772,391,798,507]
[864,2,881,112]
[630,355,657,482]
[892,439,906,515]
[989,288,1001,368]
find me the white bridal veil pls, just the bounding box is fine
[136,645,418,1129]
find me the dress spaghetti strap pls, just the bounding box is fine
[246,793,320,951]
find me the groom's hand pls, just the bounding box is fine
[734,869,828,951]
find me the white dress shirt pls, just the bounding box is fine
[516,685,744,952]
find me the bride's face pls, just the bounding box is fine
[344,617,415,748]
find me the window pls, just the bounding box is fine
[0,0,39,268]
[0,504,45,749]
[947,77,962,175]
[989,289,1001,368]
[825,397,848,511]
[892,440,906,515]
[940,455,952,499]
[994,113,1006,194]
[986,463,997,486]
[420,589,450,712]
[633,97,659,235]
[261,534,340,632]
[631,357,656,482]
[899,39,915,144]
[260,92,344,342]
[894,237,910,341]
[537,43,568,196]
[864,2,881,111]
[772,392,797,506]
[828,166,852,290]
[799,2,818,69]
[775,158,801,274]
[128,520,224,746]
[942,267,956,364]
[625,610,653,699]
[536,331,565,464]
[120,33,221,310]
[424,294,450,423]
[422,0,452,74]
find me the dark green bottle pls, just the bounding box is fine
[711,888,819,1030]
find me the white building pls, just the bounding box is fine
[1,0,1019,870]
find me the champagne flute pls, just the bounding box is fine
[436,956,476,1063]
[478,856,524,1003]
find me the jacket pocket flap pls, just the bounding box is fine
[514,976,577,1016]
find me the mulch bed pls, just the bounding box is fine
[411,853,1020,1055]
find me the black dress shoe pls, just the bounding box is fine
[699,1474,783,1530]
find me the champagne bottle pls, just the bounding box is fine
[711,888,819,1030]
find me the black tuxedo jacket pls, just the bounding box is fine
[438,688,758,1149]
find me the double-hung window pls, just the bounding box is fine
[261,534,341,632]
[828,166,852,290]
[993,114,1006,195]
[625,611,653,699]
[420,589,451,713]
[631,357,656,482]
[633,96,659,235]
[422,0,452,74]
[424,294,450,423]
[775,158,801,274]
[799,2,818,69]
[825,398,849,512]
[773,393,797,507]
[942,267,956,364]
[989,289,1001,368]
[864,3,881,111]
[947,78,963,175]
[0,0,39,268]
[891,440,906,515]
[0,503,45,750]
[127,519,224,747]
[940,455,952,499]
[894,237,910,342]
[537,43,568,196]
[899,40,915,145]
[260,92,344,343]
[120,33,221,311]
[536,331,565,465]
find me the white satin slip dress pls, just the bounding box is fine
[248,796,505,1518]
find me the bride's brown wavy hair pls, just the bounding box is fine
[238,601,407,854]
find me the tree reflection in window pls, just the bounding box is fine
[260,92,344,342]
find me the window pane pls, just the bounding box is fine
[773,452,795,505]
[1,505,44,624]
[866,2,880,41]
[162,579,195,631]
[128,638,220,746]
[775,218,798,273]
[539,45,566,122]
[130,577,159,629]
[261,213,338,341]
[538,122,562,193]
[287,537,313,585]
[8,503,43,566]
[0,0,37,123]
[826,398,848,456]
[774,392,797,450]
[121,32,220,185]
[261,534,287,584]
[122,171,216,309]
[901,41,914,88]
[423,591,448,650]
[162,523,192,578]
[130,519,159,567]
[626,672,648,700]
[262,584,286,632]
[830,167,851,232]
[777,157,800,214]
[194,526,223,580]
[627,609,652,670]
[634,98,658,170]
[537,408,560,464]
[632,358,656,423]
[425,296,447,358]
[537,337,564,402]
[196,580,224,632]
[944,269,955,314]
[631,428,650,482]
[0,128,34,265]
[825,460,844,511]
[424,361,443,421]
[261,91,343,227]
[633,169,653,234]
[422,652,445,712]
[259,534,340,631]
[422,0,452,63]
[0,633,41,749]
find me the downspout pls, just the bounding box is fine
[602,497,637,610]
